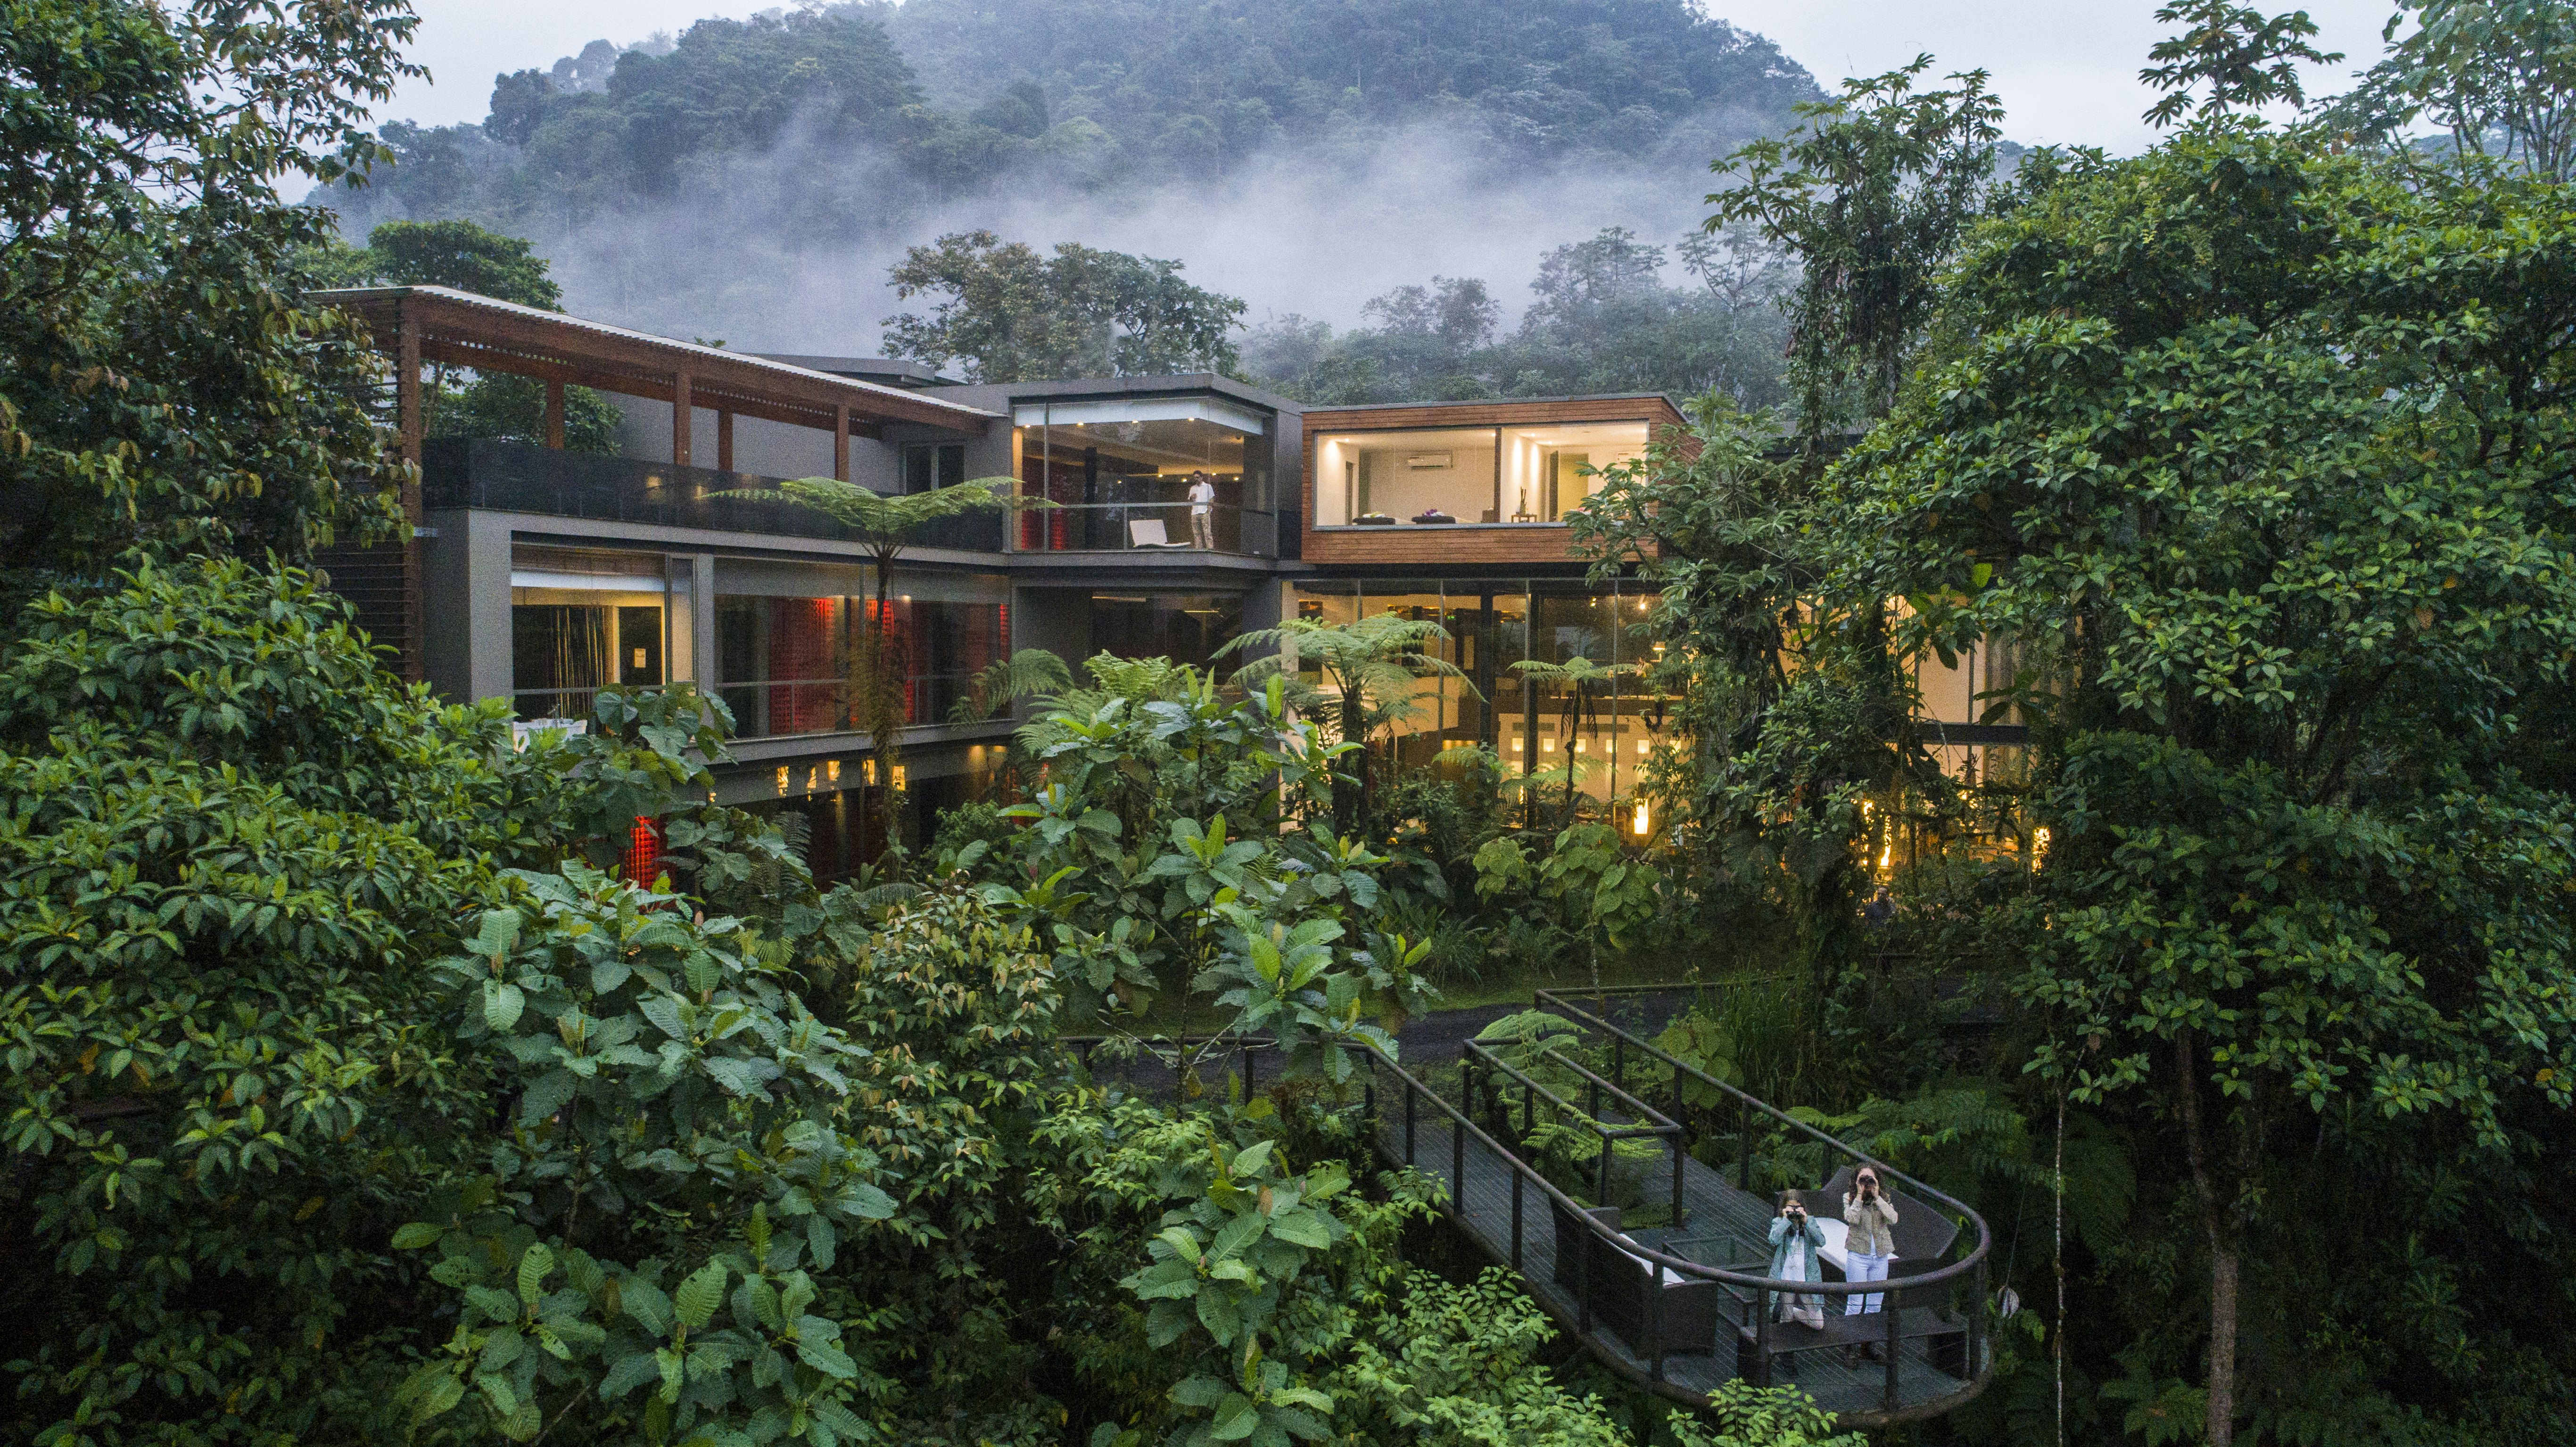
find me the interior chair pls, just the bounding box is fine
[1128,519,1193,549]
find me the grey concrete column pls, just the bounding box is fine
[691,553,718,690]
[420,509,515,706]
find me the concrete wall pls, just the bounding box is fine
[420,507,514,706]
[1013,584,1094,668]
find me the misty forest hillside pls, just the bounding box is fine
[328,0,1823,401]
[353,0,1816,218]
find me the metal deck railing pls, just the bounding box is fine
[1367,984,1992,1425]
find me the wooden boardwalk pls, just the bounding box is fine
[1366,1063,1977,1420]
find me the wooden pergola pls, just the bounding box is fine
[315,285,993,475]
[311,285,997,680]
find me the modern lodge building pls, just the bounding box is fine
[316,286,2018,879]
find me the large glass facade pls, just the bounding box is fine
[510,548,678,724]
[1313,428,1498,526]
[1290,578,1668,816]
[1090,592,1246,672]
[714,594,1007,739]
[1014,401,1274,554]
[1313,420,1650,528]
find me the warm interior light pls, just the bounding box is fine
[1573,739,1585,752]
[2032,827,2052,865]
[1632,801,1650,835]
[863,759,877,786]
[826,759,841,783]
[1543,739,1555,753]
[1511,739,1523,753]
[891,766,907,790]
[774,766,790,794]
[1636,740,1649,755]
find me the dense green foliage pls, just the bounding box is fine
[0,559,529,1444]
[1241,225,1792,407]
[308,217,624,452]
[3,557,1828,1447]
[0,0,414,584]
[38,7,2576,1447]
[2321,0,2576,180]
[885,0,1816,173]
[1576,59,2576,1442]
[1709,58,2005,434]
[883,230,1248,381]
[340,0,1817,229]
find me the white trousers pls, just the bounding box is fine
[1190,510,1214,548]
[1845,1253,1891,1314]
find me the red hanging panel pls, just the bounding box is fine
[621,815,662,887]
[766,596,838,734]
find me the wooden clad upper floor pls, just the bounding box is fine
[1300,395,1689,567]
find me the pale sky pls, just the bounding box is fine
[381,0,2407,155]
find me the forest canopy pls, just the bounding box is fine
[342,0,1820,227]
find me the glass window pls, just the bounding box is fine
[1440,584,1527,760]
[1498,420,1650,523]
[1015,413,1266,553]
[1089,592,1245,673]
[713,594,1005,739]
[903,442,966,494]
[1312,428,1498,526]
[511,584,666,723]
[1361,592,1455,771]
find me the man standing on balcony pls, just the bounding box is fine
[1187,470,1215,549]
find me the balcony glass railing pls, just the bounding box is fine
[1015,501,1272,555]
[713,674,983,740]
[424,437,1006,552]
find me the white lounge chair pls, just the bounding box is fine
[1128,518,1193,549]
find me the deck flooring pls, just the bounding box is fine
[1369,1073,1971,1419]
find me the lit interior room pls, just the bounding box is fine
[1312,420,1648,526]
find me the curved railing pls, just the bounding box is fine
[1361,991,1995,1426]
[1534,986,1996,1273]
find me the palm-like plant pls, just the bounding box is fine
[712,476,1050,863]
[949,648,1072,724]
[1221,612,1478,830]
[1508,655,1633,823]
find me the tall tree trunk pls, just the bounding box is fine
[1562,692,1579,823]
[866,550,907,869]
[2207,1246,2240,1445]
[1338,682,1366,836]
[2173,1031,2238,1447]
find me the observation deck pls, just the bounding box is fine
[1358,987,1995,1427]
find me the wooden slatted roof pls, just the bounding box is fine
[314,285,996,437]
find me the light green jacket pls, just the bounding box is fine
[1767,1213,1826,1283]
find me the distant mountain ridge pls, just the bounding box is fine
[334,0,1819,234]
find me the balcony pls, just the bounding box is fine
[423,437,1006,553]
[1014,500,1274,556]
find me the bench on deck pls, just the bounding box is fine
[1806,1165,1961,1309]
[1549,1202,1726,1358]
[1740,1306,1970,1383]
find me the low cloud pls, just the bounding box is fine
[409,109,1776,360]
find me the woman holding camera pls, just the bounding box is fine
[1843,1166,1900,1363]
[1767,1190,1827,1330]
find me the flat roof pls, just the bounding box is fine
[1301,391,1685,417]
[941,371,1305,417]
[314,287,999,435]
[755,354,958,388]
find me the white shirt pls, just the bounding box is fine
[1187,479,1214,515]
